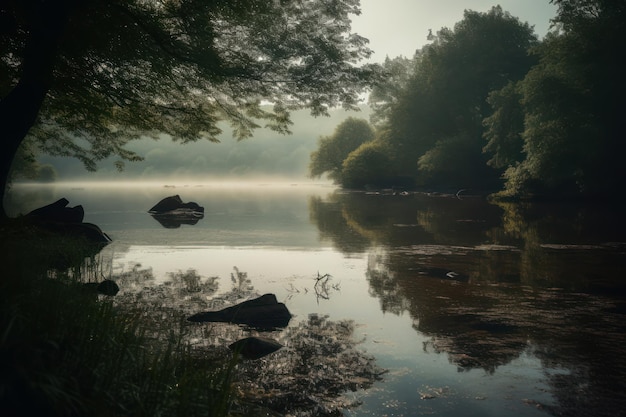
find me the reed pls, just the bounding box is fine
[0,223,234,417]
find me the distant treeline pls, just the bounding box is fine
[309,2,625,200]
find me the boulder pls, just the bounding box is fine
[59,222,111,243]
[148,195,204,214]
[148,195,204,228]
[150,212,203,228]
[25,198,111,244]
[97,279,120,296]
[187,293,292,329]
[229,336,283,360]
[82,279,120,296]
[26,198,85,224]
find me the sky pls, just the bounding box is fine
[351,0,558,61]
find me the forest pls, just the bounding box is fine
[309,1,626,199]
[3,1,624,204]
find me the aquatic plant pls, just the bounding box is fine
[0,225,234,417]
[113,265,386,416]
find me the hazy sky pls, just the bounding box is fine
[351,0,557,61]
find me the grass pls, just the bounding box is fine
[0,220,235,417]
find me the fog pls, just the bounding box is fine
[36,107,370,183]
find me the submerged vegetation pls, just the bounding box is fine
[0,221,384,417]
[113,264,385,416]
[0,223,234,417]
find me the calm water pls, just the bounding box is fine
[7,182,626,416]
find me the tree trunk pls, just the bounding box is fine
[0,1,69,219]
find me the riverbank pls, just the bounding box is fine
[0,221,234,417]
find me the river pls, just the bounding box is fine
[6,181,626,416]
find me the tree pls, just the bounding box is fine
[367,55,416,127]
[418,132,497,189]
[482,81,526,170]
[340,141,394,188]
[0,0,380,218]
[382,6,538,188]
[491,0,626,197]
[309,117,375,182]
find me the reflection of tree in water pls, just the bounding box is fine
[496,201,626,292]
[366,249,408,315]
[112,266,383,416]
[310,192,626,416]
[367,255,626,416]
[309,191,507,253]
[308,194,371,253]
[367,252,525,374]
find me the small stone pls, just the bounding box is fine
[229,336,283,360]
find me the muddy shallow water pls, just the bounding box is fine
[7,182,626,416]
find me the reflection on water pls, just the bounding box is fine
[311,191,626,416]
[7,183,626,416]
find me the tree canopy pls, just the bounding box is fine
[385,6,538,189]
[309,117,375,182]
[486,0,626,197]
[367,55,416,127]
[340,6,537,190]
[310,1,624,199]
[0,0,380,217]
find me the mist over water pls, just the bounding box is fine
[34,107,370,183]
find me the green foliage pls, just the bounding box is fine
[0,0,380,172]
[9,137,58,183]
[310,6,541,191]
[418,133,495,189]
[482,81,525,170]
[340,141,395,188]
[309,117,375,181]
[493,0,626,198]
[37,165,58,182]
[368,55,416,126]
[381,6,538,187]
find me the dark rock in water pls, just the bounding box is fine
[27,198,85,224]
[25,198,111,244]
[97,279,120,296]
[187,293,292,329]
[150,212,203,228]
[229,336,283,360]
[148,195,204,228]
[149,195,184,213]
[149,195,204,214]
[61,222,111,243]
[82,279,120,296]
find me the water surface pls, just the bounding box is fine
[7,182,626,416]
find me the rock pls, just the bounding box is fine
[187,293,292,329]
[150,213,203,228]
[25,198,111,244]
[229,336,283,360]
[148,195,204,228]
[97,279,120,296]
[148,195,204,214]
[26,198,85,224]
[61,222,112,243]
[82,279,120,296]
